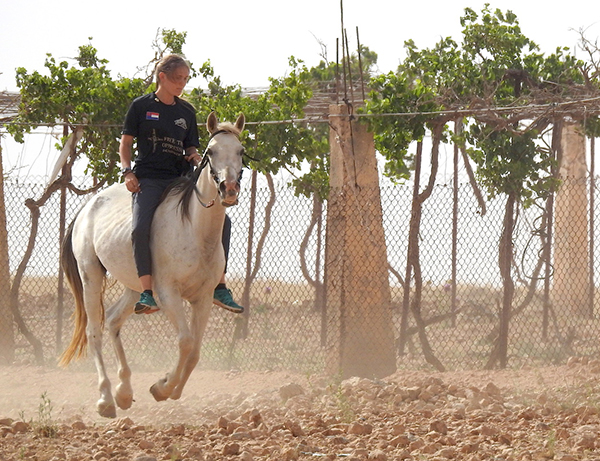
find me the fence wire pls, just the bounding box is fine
[1,175,599,374]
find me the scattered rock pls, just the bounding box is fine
[138,439,155,450]
[368,448,387,460]
[223,442,241,456]
[285,420,304,437]
[347,422,373,435]
[132,455,156,461]
[2,363,600,460]
[279,383,305,401]
[429,419,448,434]
[71,420,87,431]
[11,421,29,433]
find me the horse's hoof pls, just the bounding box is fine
[115,384,133,410]
[115,393,133,410]
[149,383,169,402]
[97,400,117,418]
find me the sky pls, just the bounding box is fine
[1,0,600,177]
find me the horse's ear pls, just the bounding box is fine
[234,113,245,133]
[207,111,218,134]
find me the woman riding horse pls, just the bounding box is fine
[60,109,246,417]
[119,53,243,314]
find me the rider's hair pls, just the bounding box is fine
[155,54,190,87]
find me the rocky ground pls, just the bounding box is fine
[3,358,600,460]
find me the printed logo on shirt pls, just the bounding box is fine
[174,118,188,130]
[146,112,160,121]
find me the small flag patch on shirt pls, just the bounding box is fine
[146,112,160,120]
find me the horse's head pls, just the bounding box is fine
[202,111,245,207]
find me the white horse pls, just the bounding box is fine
[59,112,245,418]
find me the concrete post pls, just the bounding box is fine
[325,104,397,379]
[553,122,590,317]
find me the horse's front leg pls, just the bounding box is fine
[170,297,213,400]
[148,292,192,402]
[106,289,137,411]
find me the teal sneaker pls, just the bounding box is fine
[134,292,159,314]
[213,287,244,314]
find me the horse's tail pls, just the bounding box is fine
[58,220,88,367]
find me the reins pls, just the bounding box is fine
[195,154,218,208]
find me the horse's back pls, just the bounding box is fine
[72,183,138,289]
[71,179,225,296]
[75,183,131,241]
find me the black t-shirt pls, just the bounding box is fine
[122,93,200,179]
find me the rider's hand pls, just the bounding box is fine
[124,173,140,193]
[186,152,201,167]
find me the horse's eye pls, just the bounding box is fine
[239,148,246,157]
[205,148,213,156]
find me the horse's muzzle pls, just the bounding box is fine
[220,181,240,207]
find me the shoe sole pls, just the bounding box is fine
[134,303,160,315]
[212,299,244,314]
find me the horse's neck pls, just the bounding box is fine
[196,166,217,203]
[190,168,226,236]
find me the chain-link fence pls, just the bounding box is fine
[2,174,599,373]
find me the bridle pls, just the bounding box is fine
[195,129,244,208]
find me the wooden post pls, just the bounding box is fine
[553,122,590,317]
[325,104,396,379]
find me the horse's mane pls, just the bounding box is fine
[214,121,243,138]
[161,168,201,221]
[161,121,241,220]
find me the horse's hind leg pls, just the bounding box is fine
[106,288,138,411]
[80,263,116,418]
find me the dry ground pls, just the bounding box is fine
[3,358,600,460]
